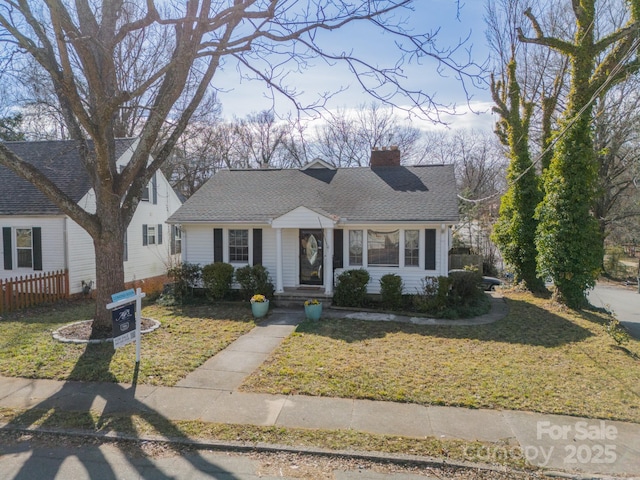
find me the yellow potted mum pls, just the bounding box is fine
[304,298,322,321]
[250,294,269,318]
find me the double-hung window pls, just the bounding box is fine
[142,224,163,246]
[171,225,182,255]
[404,230,419,267]
[141,173,157,204]
[229,229,249,263]
[2,227,42,271]
[16,228,33,268]
[367,230,399,266]
[147,225,157,245]
[349,230,363,266]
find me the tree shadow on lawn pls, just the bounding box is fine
[1,342,240,480]
[300,297,594,347]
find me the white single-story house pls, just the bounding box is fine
[0,138,183,294]
[167,148,459,299]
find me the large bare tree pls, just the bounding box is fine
[312,103,424,166]
[0,1,481,336]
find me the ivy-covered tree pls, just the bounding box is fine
[491,60,545,291]
[519,2,640,307]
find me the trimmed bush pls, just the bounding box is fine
[413,273,488,319]
[234,264,275,301]
[413,276,451,314]
[202,262,234,300]
[380,273,404,310]
[334,269,370,307]
[166,262,202,303]
[448,269,483,305]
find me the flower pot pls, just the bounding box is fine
[251,300,269,318]
[304,303,322,321]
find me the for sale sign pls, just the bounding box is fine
[111,303,136,349]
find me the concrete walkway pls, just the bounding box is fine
[1,297,639,477]
[176,312,301,391]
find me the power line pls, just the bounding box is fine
[457,34,640,205]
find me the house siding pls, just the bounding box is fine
[66,214,96,293]
[183,225,214,265]
[334,224,447,294]
[281,229,299,287]
[0,216,67,279]
[180,222,451,295]
[1,140,181,295]
[66,169,182,294]
[182,224,278,280]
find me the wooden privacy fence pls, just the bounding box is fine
[0,270,70,314]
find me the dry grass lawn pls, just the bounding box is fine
[0,301,255,385]
[241,291,640,423]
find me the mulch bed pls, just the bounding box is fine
[53,317,159,343]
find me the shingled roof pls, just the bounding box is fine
[0,138,136,215]
[169,164,459,224]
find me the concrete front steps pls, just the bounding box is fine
[273,287,333,308]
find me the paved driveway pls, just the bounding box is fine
[588,282,640,339]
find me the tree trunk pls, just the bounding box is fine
[91,210,126,339]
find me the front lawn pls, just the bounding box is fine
[0,301,255,385]
[241,291,640,423]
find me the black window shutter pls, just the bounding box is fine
[333,229,344,269]
[170,226,176,255]
[3,227,12,270]
[152,173,158,204]
[157,224,163,244]
[213,228,223,263]
[32,227,42,271]
[425,229,436,270]
[252,229,262,265]
[142,224,148,246]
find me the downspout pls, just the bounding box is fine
[63,216,69,273]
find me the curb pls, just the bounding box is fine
[0,424,630,480]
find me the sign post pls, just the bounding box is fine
[106,287,146,363]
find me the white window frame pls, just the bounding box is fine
[348,230,363,266]
[228,229,249,263]
[404,229,420,267]
[367,229,400,267]
[16,227,34,268]
[147,225,157,245]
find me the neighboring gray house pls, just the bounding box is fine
[0,138,183,294]
[168,148,459,298]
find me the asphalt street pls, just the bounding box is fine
[0,434,521,480]
[589,282,640,339]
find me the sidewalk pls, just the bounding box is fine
[1,300,639,478]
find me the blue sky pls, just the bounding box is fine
[213,1,494,130]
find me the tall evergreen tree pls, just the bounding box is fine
[491,61,546,291]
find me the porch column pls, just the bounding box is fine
[324,227,334,294]
[440,224,448,274]
[275,227,284,293]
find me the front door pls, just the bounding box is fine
[299,229,323,285]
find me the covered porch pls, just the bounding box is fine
[270,206,338,298]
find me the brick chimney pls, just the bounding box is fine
[370,145,401,167]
